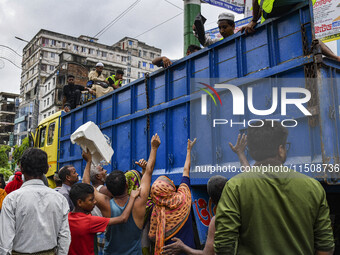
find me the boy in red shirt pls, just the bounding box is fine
[68,183,140,255]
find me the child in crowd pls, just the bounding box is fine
[68,183,140,255]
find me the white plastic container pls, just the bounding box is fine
[70,121,114,166]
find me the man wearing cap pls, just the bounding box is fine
[194,12,235,47]
[89,62,112,98]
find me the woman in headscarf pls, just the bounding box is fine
[5,171,23,194]
[149,138,196,255]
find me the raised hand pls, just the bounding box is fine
[187,138,197,151]
[229,134,247,155]
[151,133,161,149]
[135,159,147,170]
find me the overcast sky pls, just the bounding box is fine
[0,0,245,94]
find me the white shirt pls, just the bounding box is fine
[0,179,71,255]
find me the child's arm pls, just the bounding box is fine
[229,134,250,168]
[107,188,140,226]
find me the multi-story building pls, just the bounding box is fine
[15,29,162,144]
[0,92,19,146]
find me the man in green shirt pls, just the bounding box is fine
[214,120,334,255]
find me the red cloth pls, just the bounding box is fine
[68,212,110,255]
[5,172,23,194]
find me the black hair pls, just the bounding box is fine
[20,148,49,178]
[116,70,124,75]
[67,75,75,79]
[106,170,126,196]
[58,165,73,182]
[187,45,201,54]
[247,120,288,162]
[207,175,228,205]
[219,20,235,27]
[69,183,94,206]
[0,174,5,189]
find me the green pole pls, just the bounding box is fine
[184,0,201,56]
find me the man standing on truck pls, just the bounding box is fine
[214,120,335,254]
[63,74,93,112]
[193,12,235,47]
[241,0,340,62]
[82,133,161,255]
[0,148,71,254]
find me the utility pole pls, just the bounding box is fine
[183,0,201,56]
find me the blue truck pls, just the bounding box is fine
[34,2,340,247]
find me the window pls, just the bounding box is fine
[150,64,154,69]
[44,100,46,107]
[143,62,146,67]
[97,50,101,56]
[82,47,87,53]
[74,45,78,51]
[47,122,55,145]
[150,52,155,58]
[51,92,54,104]
[50,52,55,58]
[41,64,47,71]
[47,98,49,106]
[51,40,56,46]
[121,56,127,62]
[102,52,107,57]
[138,72,140,78]
[42,38,49,45]
[43,51,48,58]
[45,86,47,92]
[89,48,94,54]
[49,65,54,71]
[128,40,133,46]
[39,126,46,148]
[52,110,54,114]
[62,42,66,48]
[43,114,46,119]
[143,51,147,57]
[127,67,131,73]
[48,82,50,91]
[138,61,141,68]
[48,112,50,116]
[138,50,141,57]
[53,77,56,85]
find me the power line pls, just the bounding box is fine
[0,45,22,57]
[0,57,21,69]
[93,0,141,38]
[134,12,183,38]
[163,0,183,10]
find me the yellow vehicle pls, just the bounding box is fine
[32,111,61,188]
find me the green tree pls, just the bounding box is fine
[13,137,29,165]
[0,145,10,168]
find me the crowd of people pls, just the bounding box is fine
[0,120,336,255]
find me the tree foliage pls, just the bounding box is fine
[0,145,10,169]
[13,137,29,165]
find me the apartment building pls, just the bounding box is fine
[0,92,19,146]
[15,29,162,144]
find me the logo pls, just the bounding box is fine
[199,83,312,128]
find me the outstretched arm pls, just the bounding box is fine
[108,189,140,225]
[229,134,250,168]
[82,150,111,217]
[241,0,261,35]
[183,138,197,177]
[152,56,172,68]
[133,134,161,228]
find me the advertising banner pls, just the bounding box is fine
[314,0,340,42]
[202,0,245,14]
